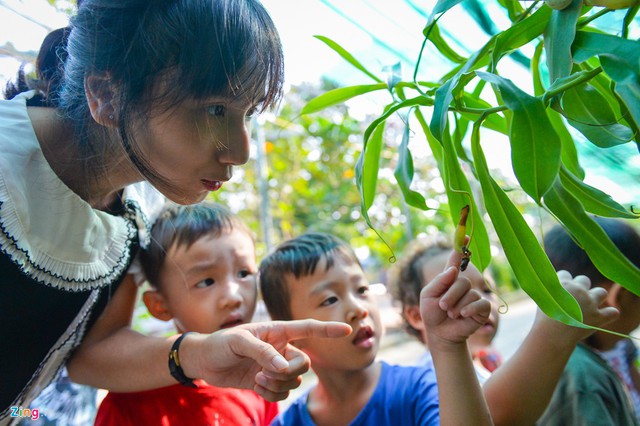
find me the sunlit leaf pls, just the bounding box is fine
[302,84,387,115]
[313,35,383,83]
[558,166,639,219]
[477,71,561,202]
[441,127,492,272]
[471,122,585,327]
[544,180,640,297]
[562,84,633,148]
[544,0,582,83]
[425,22,466,64]
[395,117,429,210]
[363,96,433,144]
[428,0,466,24]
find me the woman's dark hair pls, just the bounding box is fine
[140,202,252,289]
[62,0,284,193]
[7,0,284,195]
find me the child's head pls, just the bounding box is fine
[544,217,640,335]
[259,233,382,370]
[140,202,257,334]
[60,0,283,203]
[390,237,499,351]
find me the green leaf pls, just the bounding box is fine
[302,83,387,115]
[470,121,585,327]
[544,0,582,83]
[491,6,552,72]
[558,166,639,219]
[429,0,465,24]
[313,35,383,83]
[441,126,492,272]
[562,84,633,148]
[394,116,429,210]
[544,180,640,297]
[425,23,466,64]
[477,71,561,202]
[547,109,585,179]
[600,56,640,141]
[363,96,433,144]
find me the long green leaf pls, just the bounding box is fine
[558,166,639,219]
[394,116,429,210]
[363,96,433,144]
[547,109,585,180]
[544,180,640,297]
[544,0,582,83]
[471,121,585,327]
[426,23,466,64]
[562,84,633,148]
[441,127,492,272]
[355,123,385,215]
[313,35,383,84]
[429,0,465,25]
[302,84,387,115]
[477,71,561,202]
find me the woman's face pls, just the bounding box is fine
[133,95,256,204]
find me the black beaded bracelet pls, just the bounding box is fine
[168,332,197,388]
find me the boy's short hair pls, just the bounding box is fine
[259,232,361,321]
[140,202,251,289]
[388,237,451,341]
[543,217,640,287]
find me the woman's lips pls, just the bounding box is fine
[201,179,223,192]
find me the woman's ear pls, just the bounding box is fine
[84,74,118,128]
[142,289,173,322]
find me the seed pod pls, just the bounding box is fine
[584,0,639,8]
[454,205,473,271]
[545,0,573,10]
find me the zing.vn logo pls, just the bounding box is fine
[10,406,40,421]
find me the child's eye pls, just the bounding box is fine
[320,296,338,307]
[207,105,226,117]
[195,278,215,288]
[358,285,370,295]
[237,270,255,279]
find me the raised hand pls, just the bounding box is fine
[420,247,491,348]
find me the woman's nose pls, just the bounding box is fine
[218,119,250,166]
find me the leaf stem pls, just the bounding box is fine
[542,66,603,104]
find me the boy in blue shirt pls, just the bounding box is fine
[259,232,493,425]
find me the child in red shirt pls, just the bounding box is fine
[95,203,278,426]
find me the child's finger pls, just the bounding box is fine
[445,238,468,271]
[420,266,459,300]
[438,276,472,313]
[460,298,491,324]
[572,274,591,290]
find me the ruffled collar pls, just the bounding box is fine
[0,91,165,291]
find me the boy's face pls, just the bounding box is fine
[157,228,257,334]
[420,252,500,349]
[287,253,383,371]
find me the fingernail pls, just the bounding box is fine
[271,355,289,370]
[439,300,448,310]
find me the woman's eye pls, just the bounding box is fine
[195,278,215,288]
[207,105,226,117]
[320,296,338,307]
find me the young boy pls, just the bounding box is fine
[538,217,640,425]
[95,203,279,425]
[390,235,620,425]
[259,232,494,426]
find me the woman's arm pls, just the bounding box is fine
[67,274,351,401]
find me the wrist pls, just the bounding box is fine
[169,332,201,387]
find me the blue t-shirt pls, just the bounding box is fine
[272,362,440,426]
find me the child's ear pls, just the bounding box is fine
[142,289,173,322]
[605,283,623,309]
[403,304,426,332]
[84,74,118,128]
